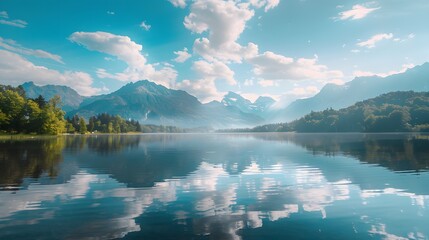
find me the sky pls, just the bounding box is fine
[1,0,428,106]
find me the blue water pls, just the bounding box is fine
[0,133,428,239]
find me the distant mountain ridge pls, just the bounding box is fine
[21,82,85,112]
[277,63,429,122]
[70,80,263,128]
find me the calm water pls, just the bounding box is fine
[1,133,429,240]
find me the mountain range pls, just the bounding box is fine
[19,62,429,128]
[70,80,264,128]
[276,63,429,122]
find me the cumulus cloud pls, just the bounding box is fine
[336,3,379,20]
[173,47,192,63]
[353,63,415,78]
[357,33,393,48]
[69,31,177,88]
[179,66,236,101]
[176,59,236,102]
[140,21,151,31]
[0,11,27,28]
[193,59,236,85]
[169,0,187,8]
[177,78,221,103]
[184,0,259,63]
[248,51,343,81]
[179,0,343,103]
[0,50,100,96]
[0,37,63,63]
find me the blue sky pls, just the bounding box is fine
[1,0,428,105]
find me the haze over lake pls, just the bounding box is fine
[1,133,429,239]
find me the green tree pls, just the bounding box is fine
[40,96,66,135]
[25,100,42,133]
[0,90,26,132]
[79,117,87,134]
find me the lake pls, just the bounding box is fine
[1,133,429,240]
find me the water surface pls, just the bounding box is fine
[1,133,429,239]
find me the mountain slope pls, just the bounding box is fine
[277,63,429,122]
[21,82,85,112]
[71,80,263,128]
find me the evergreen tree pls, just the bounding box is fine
[79,117,87,134]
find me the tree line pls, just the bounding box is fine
[65,113,142,134]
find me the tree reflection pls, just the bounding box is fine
[252,133,429,172]
[0,137,65,187]
[86,135,140,154]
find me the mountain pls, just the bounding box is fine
[226,91,429,133]
[21,82,85,112]
[277,63,429,122]
[71,80,263,128]
[221,92,275,118]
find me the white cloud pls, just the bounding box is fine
[0,11,27,28]
[0,37,63,63]
[248,51,343,81]
[0,50,100,96]
[169,0,187,8]
[184,0,259,63]
[176,59,236,102]
[70,31,177,88]
[0,11,8,18]
[107,11,115,15]
[357,33,393,48]
[193,59,236,85]
[337,3,379,20]
[140,21,151,31]
[353,63,415,78]
[0,19,27,28]
[173,47,192,63]
[248,0,280,12]
[177,78,221,103]
[258,79,278,87]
